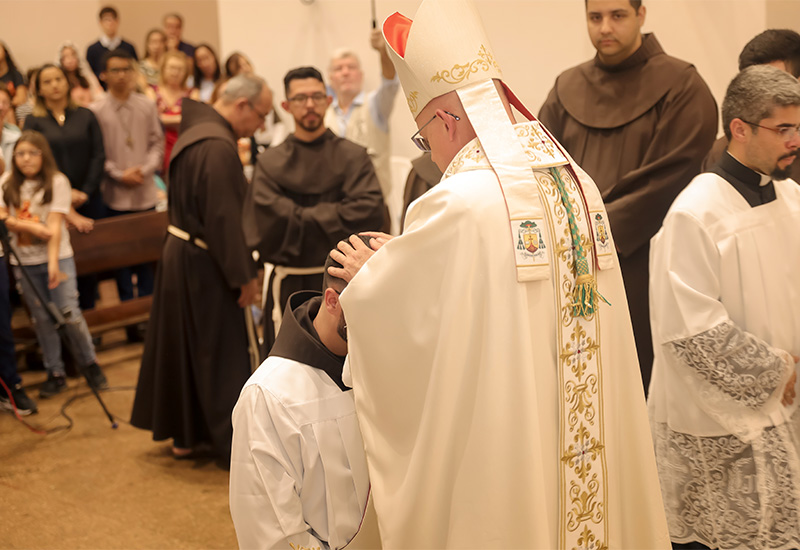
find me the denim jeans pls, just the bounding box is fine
[14,258,96,377]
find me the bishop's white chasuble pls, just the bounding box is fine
[341,121,669,549]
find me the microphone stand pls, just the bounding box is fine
[0,219,117,428]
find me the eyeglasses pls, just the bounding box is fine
[14,150,42,159]
[247,100,269,120]
[410,111,460,152]
[741,120,800,142]
[287,93,328,105]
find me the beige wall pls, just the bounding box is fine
[115,0,220,57]
[4,0,797,158]
[1,0,219,78]
[766,0,800,30]
[218,0,772,159]
[2,0,99,74]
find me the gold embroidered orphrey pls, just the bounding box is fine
[544,167,608,550]
[430,45,502,85]
[444,124,609,549]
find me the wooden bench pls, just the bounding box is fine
[70,210,169,335]
[12,210,169,343]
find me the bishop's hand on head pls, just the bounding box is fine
[328,233,387,283]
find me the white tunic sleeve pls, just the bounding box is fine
[651,209,794,439]
[230,385,327,550]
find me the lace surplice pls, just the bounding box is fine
[654,322,800,550]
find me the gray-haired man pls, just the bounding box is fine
[649,65,800,549]
[131,74,272,467]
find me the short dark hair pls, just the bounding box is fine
[722,65,800,140]
[585,0,642,10]
[163,12,183,26]
[99,6,118,19]
[102,48,133,71]
[323,235,372,292]
[283,66,325,97]
[739,29,800,78]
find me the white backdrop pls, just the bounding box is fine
[218,0,776,160]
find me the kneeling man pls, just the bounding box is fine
[229,242,370,549]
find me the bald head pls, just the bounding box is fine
[416,81,514,171]
[214,74,273,139]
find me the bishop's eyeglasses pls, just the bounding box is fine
[741,120,800,142]
[411,110,461,152]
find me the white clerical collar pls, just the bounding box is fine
[100,35,122,50]
[727,151,772,186]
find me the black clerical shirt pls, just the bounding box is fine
[710,151,776,207]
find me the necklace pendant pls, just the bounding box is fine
[126,136,134,149]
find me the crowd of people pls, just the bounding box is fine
[2,1,800,549]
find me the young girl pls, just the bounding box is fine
[0,130,106,398]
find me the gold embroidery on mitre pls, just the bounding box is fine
[407,91,419,115]
[430,45,501,85]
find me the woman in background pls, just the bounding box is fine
[138,29,167,89]
[190,44,221,103]
[23,64,104,309]
[58,42,103,107]
[0,42,27,125]
[145,50,191,177]
[224,52,253,79]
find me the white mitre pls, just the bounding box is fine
[382,0,503,119]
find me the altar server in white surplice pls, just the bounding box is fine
[327,1,670,548]
[649,65,800,550]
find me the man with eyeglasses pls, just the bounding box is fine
[327,1,670,546]
[538,0,718,395]
[243,66,384,359]
[131,74,269,467]
[702,28,800,185]
[649,65,800,550]
[90,49,163,342]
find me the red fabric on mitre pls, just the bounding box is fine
[383,12,413,58]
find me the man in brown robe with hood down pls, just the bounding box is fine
[243,67,384,359]
[131,74,271,466]
[538,0,717,392]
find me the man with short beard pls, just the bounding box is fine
[538,0,717,394]
[243,66,384,358]
[649,65,800,549]
[702,28,800,182]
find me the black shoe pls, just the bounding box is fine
[39,374,67,398]
[84,362,108,390]
[0,384,38,415]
